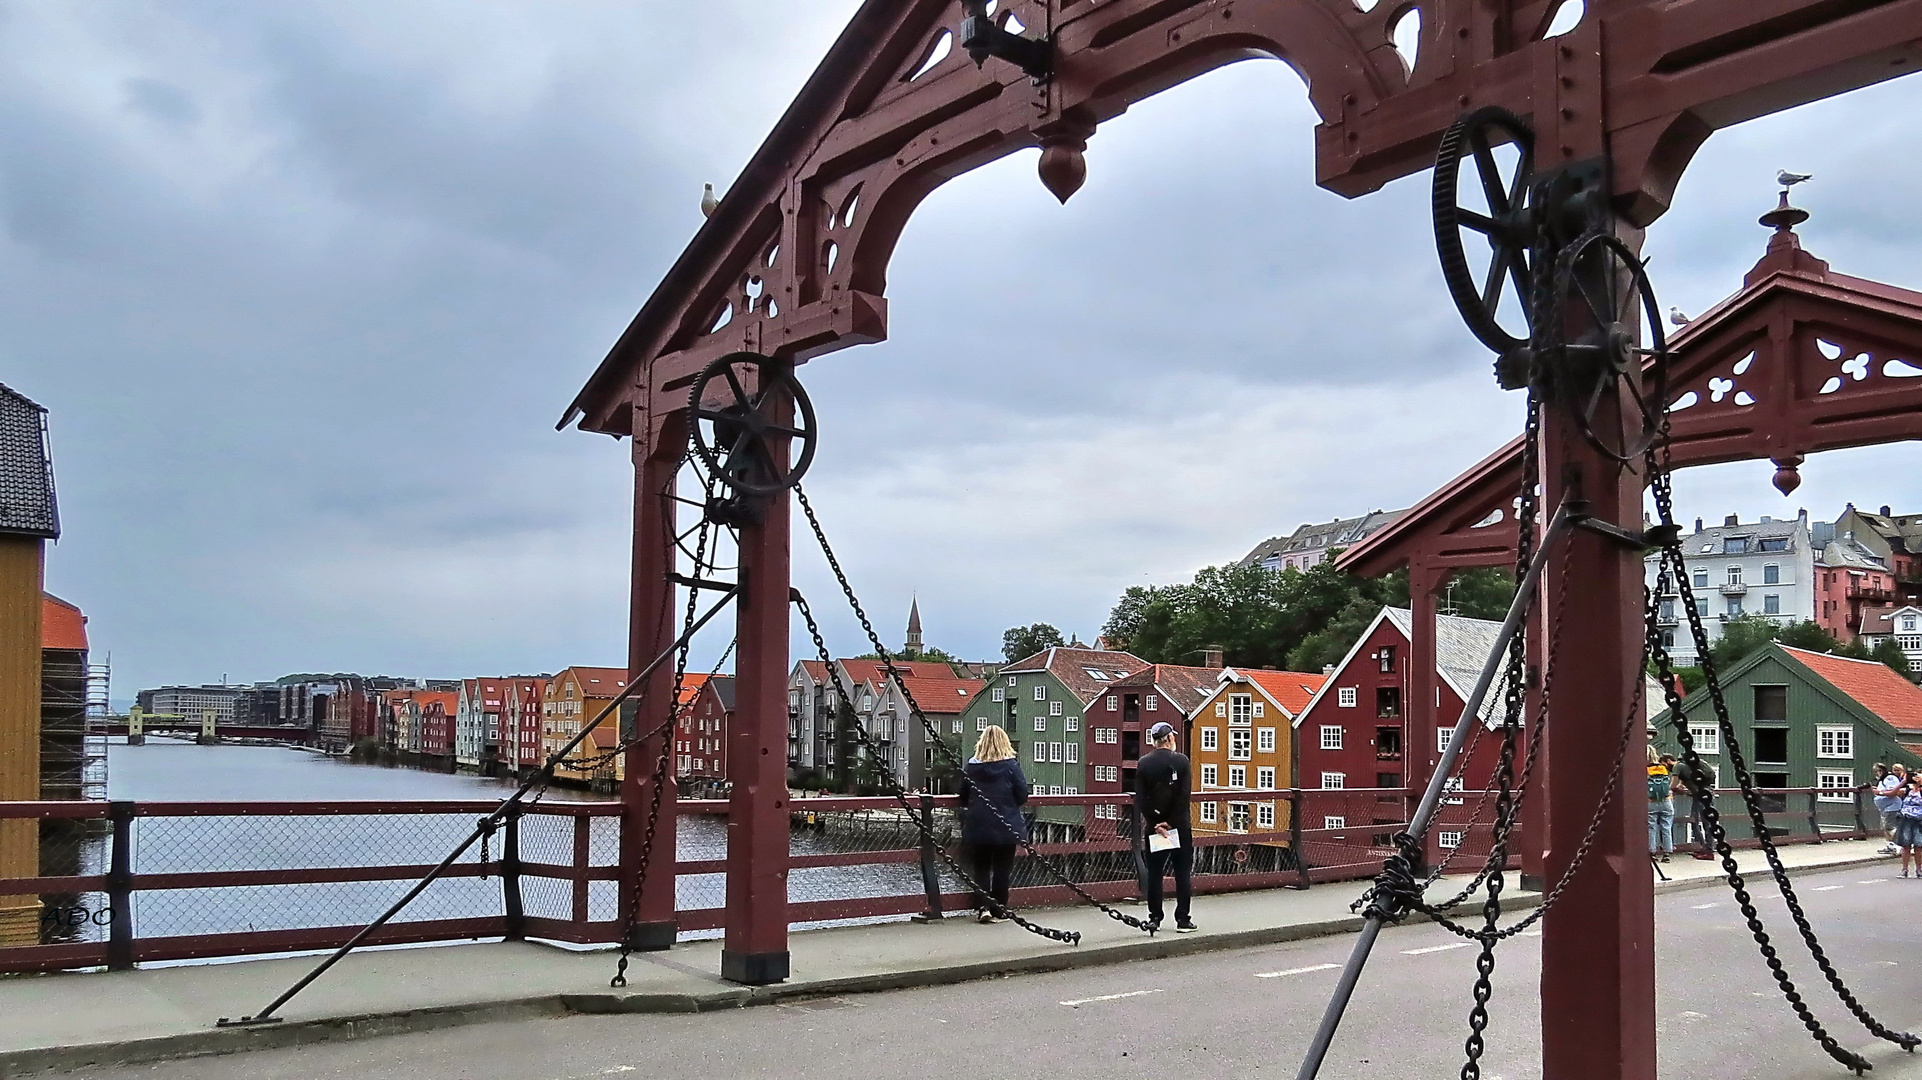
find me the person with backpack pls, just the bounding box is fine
[1896,775,1922,879]
[1647,743,1675,863]
[1135,721,1196,933]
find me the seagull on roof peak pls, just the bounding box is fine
[1776,169,1813,189]
[701,183,720,218]
[1669,306,1691,327]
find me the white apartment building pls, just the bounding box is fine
[1646,511,1815,666]
[144,685,241,723]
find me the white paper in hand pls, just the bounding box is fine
[1148,831,1181,853]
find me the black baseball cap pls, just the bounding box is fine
[1147,721,1176,740]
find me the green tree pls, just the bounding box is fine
[854,645,960,664]
[1871,637,1917,681]
[1671,666,1706,695]
[1100,558,1413,673]
[1773,620,1840,654]
[1002,623,1066,663]
[1443,568,1519,621]
[1837,637,1873,661]
[1709,615,1781,672]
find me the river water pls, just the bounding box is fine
[49,739,945,950]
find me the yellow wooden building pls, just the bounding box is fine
[0,384,61,946]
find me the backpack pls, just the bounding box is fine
[1647,770,1672,802]
[1901,795,1922,821]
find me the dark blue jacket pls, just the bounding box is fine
[958,757,1030,844]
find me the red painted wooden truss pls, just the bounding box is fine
[566,1,1922,1075]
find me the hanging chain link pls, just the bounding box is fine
[611,462,726,989]
[791,592,1090,943]
[1645,429,1915,1072]
[795,484,1158,937]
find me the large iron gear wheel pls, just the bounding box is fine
[687,351,818,498]
[1433,107,1538,358]
[1550,232,1669,464]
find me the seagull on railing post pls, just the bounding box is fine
[701,183,720,218]
[1776,169,1813,191]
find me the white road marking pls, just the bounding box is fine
[1859,880,1883,885]
[1402,942,1473,956]
[1815,885,1846,892]
[1255,963,1340,979]
[1519,930,1543,937]
[1691,903,1718,909]
[1680,1011,1708,1019]
[1060,989,1163,1007]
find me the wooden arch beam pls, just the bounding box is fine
[564,0,1922,450]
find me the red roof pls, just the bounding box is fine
[837,659,956,685]
[1784,646,1922,730]
[1241,669,1330,716]
[41,593,86,651]
[565,666,629,695]
[677,671,715,706]
[898,676,987,714]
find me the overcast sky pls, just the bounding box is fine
[5,3,1920,696]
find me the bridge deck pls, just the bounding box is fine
[0,842,1891,1077]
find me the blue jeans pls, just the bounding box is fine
[1648,801,1675,854]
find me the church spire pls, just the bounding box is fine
[905,597,923,657]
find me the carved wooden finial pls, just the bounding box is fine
[1771,454,1805,496]
[1038,135,1087,204]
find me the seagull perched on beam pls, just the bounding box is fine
[1669,306,1691,327]
[1776,169,1813,190]
[701,183,720,218]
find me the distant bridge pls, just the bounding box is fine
[105,719,313,743]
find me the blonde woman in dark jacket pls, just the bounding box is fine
[956,725,1029,923]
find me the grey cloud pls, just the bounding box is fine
[2,3,1919,688]
[123,77,201,127]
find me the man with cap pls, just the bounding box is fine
[1135,720,1196,933]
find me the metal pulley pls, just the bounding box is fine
[687,351,818,526]
[1432,107,1667,462]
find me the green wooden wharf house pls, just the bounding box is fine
[1651,643,1922,839]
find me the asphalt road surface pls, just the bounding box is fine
[64,864,1922,1080]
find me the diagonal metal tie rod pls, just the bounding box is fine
[1294,501,1571,1080]
[216,585,739,1028]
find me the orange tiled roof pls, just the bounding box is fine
[41,593,87,651]
[1241,669,1330,716]
[1783,646,1922,730]
[677,671,715,705]
[897,676,986,713]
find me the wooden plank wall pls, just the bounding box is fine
[0,535,44,946]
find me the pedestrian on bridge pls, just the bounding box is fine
[958,724,1029,923]
[1137,721,1196,934]
[1647,745,1675,863]
[1873,763,1904,855]
[1894,776,1922,879]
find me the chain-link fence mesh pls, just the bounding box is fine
[32,816,110,946]
[126,811,502,939]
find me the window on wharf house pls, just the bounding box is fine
[1753,685,1787,723]
[1752,727,1789,764]
[1377,687,1400,719]
[1320,725,1343,750]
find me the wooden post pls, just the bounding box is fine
[1287,789,1310,890]
[912,793,943,921]
[721,366,794,986]
[501,805,525,940]
[106,801,134,971]
[0,535,44,947]
[620,414,684,951]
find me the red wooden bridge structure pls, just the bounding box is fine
[546,3,1922,1079]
